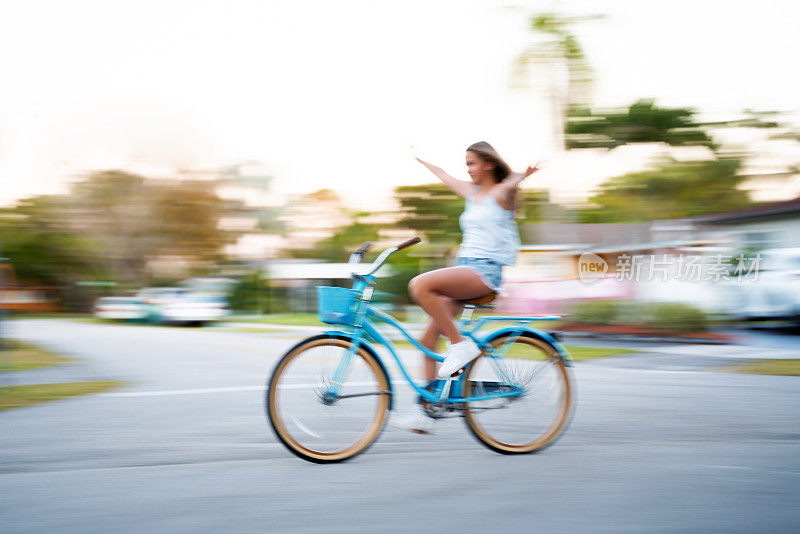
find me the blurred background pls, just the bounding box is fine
[2,3,800,532]
[2,0,800,336]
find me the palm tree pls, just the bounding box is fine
[509,11,603,150]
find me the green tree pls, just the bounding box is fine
[149,181,230,263]
[565,99,714,149]
[1,196,111,310]
[507,9,787,226]
[4,170,235,295]
[0,216,104,288]
[69,171,233,285]
[518,188,559,226]
[228,271,289,314]
[394,184,464,245]
[510,11,602,148]
[395,184,555,245]
[305,219,382,263]
[511,12,599,108]
[576,157,751,223]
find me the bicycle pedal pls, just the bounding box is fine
[420,400,448,419]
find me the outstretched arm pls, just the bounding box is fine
[413,148,474,198]
[494,160,545,210]
[504,161,544,188]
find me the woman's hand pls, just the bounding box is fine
[501,159,547,192]
[508,160,546,181]
[523,159,546,178]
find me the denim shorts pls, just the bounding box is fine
[456,257,503,292]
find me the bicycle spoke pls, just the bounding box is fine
[267,336,389,462]
[462,334,573,454]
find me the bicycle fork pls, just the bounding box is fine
[323,336,362,403]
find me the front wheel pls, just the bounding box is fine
[462,333,573,454]
[266,335,390,463]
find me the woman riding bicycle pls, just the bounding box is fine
[395,141,543,433]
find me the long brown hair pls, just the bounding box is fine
[467,141,523,214]
[467,141,512,183]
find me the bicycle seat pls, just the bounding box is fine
[461,292,497,307]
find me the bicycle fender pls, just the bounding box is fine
[321,330,394,409]
[479,327,573,367]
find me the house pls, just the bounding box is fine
[693,196,800,250]
[0,262,60,313]
[506,196,800,316]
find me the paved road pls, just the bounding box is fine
[2,320,799,533]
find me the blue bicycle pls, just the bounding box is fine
[266,238,574,463]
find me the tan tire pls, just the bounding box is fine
[462,334,573,454]
[266,335,390,463]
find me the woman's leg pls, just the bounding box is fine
[394,273,483,433]
[408,266,493,346]
[419,296,463,381]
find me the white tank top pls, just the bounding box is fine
[457,187,520,266]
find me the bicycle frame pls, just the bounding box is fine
[323,275,572,408]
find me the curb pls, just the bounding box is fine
[559,331,734,345]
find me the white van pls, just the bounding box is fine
[739,248,800,322]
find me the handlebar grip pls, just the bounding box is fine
[396,236,421,251]
[355,241,374,254]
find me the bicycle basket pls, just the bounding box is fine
[317,286,360,325]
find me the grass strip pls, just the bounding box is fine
[717,359,800,376]
[0,341,72,373]
[564,345,639,361]
[377,338,637,360]
[0,381,124,411]
[225,313,324,326]
[6,313,92,320]
[221,326,292,334]
[224,313,564,328]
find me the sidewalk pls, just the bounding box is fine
[0,361,107,387]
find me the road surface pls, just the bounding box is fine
[1,319,799,533]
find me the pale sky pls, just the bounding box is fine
[1,0,799,209]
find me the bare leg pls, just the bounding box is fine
[408,266,493,347]
[419,296,462,381]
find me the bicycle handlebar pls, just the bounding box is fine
[355,241,374,254]
[353,236,421,278]
[348,241,375,265]
[396,236,421,251]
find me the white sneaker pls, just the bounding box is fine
[437,339,482,378]
[391,406,434,434]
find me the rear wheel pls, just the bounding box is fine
[266,336,390,463]
[462,333,573,454]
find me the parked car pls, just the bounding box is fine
[136,287,191,307]
[94,288,231,326]
[155,293,230,326]
[739,248,800,322]
[94,297,147,321]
